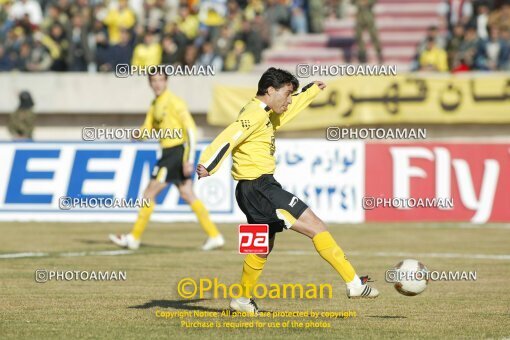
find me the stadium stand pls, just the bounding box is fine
[1,0,509,73]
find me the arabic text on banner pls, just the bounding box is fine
[208,74,510,128]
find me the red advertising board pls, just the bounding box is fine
[365,143,510,222]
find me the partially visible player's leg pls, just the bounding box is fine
[291,208,379,298]
[177,179,224,250]
[240,235,274,296]
[131,179,166,239]
[260,174,378,299]
[230,235,275,313]
[291,208,356,282]
[109,179,167,249]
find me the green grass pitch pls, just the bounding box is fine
[1,222,508,339]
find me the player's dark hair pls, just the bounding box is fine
[256,67,299,96]
[148,70,168,81]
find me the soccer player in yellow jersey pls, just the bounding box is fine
[109,73,224,251]
[197,68,378,313]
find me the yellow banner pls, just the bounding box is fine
[208,74,510,129]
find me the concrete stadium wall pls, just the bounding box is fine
[0,72,262,114]
[1,72,509,141]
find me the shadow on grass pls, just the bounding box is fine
[77,239,114,245]
[129,299,225,313]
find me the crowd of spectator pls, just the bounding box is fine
[3,0,508,74]
[415,0,510,72]
[0,0,329,73]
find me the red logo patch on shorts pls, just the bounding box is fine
[238,224,269,254]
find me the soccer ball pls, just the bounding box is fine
[393,259,429,296]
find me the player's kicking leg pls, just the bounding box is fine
[177,179,224,250]
[109,179,166,250]
[290,208,379,299]
[230,208,378,314]
[230,175,379,313]
[229,175,378,313]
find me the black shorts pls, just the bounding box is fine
[235,174,308,237]
[151,145,190,184]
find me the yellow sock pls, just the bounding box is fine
[312,231,356,283]
[131,202,155,240]
[190,200,220,238]
[241,254,267,298]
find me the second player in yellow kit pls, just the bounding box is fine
[109,73,224,251]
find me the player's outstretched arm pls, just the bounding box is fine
[272,81,326,130]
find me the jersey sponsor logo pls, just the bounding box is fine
[289,196,299,207]
[238,224,269,254]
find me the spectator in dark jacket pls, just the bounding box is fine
[92,20,114,72]
[446,24,465,69]
[67,14,92,71]
[112,29,134,67]
[456,25,480,67]
[475,25,510,70]
[235,19,264,63]
[0,45,14,71]
[49,23,69,71]
[161,34,183,65]
[14,41,32,71]
[499,28,510,70]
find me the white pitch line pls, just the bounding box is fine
[2,249,509,261]
[60,252,87,257]
[237,250,510,261]
[60,250,134,257]
[0,252,48,259]
[0,249,133,259]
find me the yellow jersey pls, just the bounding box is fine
[140,89,197,163]
[103,8,136,45]
[131,43,163,67]
[419,47,449,72]
[199,83,321,180]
